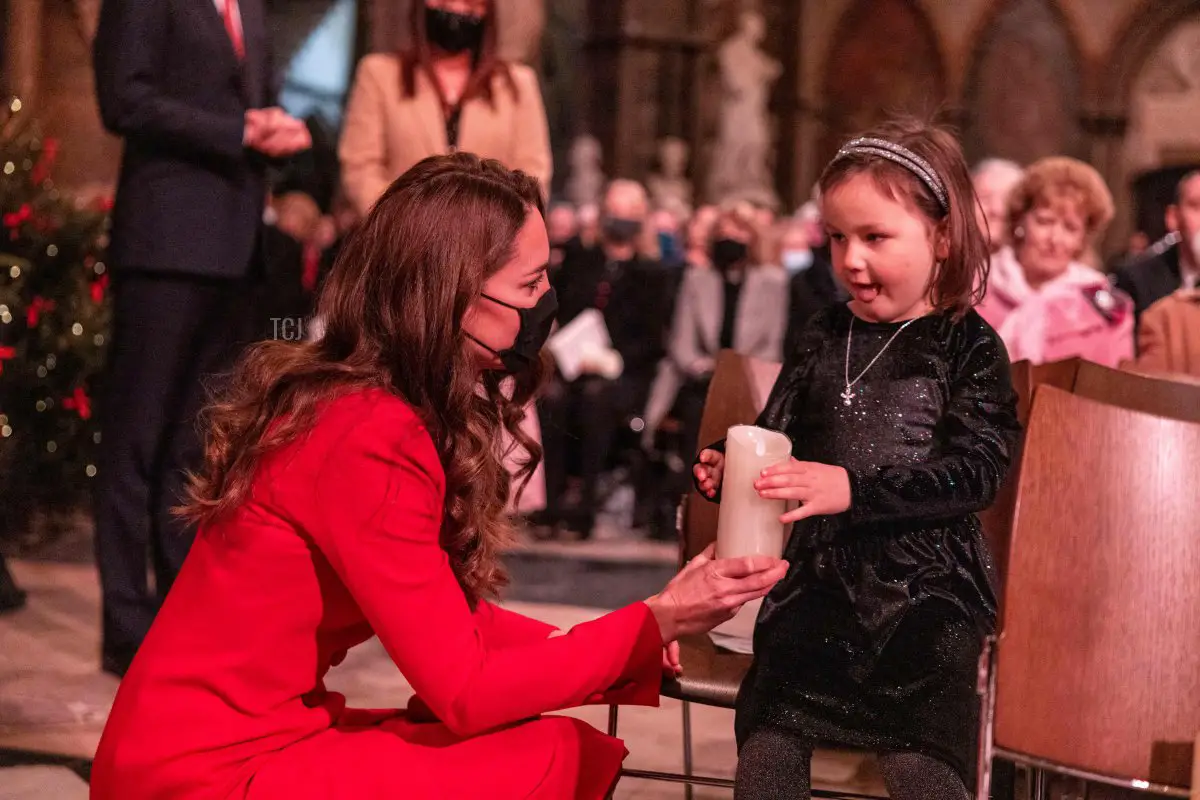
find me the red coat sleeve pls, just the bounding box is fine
[473,601,557,649]
[310,406,662,738]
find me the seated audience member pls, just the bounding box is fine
[977,157,1133,366]
[782,201,844,355]
[650,208,686,269]
[971,158,1025,254]
[538,180,669,538]
[644,201,789,455]
[546,202,578,269]
[261,191,327,334]
[1136,289,1200,378]
[1116,170,1200,321]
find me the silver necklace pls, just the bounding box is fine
[841,316,919,406]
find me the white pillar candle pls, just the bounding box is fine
[716,425,792,559]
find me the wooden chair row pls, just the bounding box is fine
[980,378,1200,798]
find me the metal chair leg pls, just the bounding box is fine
[1031,768,1048,800]
[606,706,619,800]
[682,700,694,800]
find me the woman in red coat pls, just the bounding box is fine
[89,153,787,799]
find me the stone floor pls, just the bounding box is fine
[0,533,888,798]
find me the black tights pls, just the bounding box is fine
[734,728,969,800]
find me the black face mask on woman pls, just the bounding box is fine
[712,238,749,270]
[466,288,559,373]
[425,6,487,55]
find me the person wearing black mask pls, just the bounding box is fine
[644,201,790,465]
[339,0,553,219]
[538,180,671,538]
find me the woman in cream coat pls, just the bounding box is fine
[340,0,552,213]
[339,0,553,512]
[643,202,790,453]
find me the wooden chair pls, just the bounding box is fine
[1074,360,1200,423]
[976,386,1200,799]
[976,357,1082,604]
[608,350,882,798]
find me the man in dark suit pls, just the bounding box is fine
[539,180,669,538]
[1115,170,1200,323]
[780,208,846,355]
[92,0,311,676]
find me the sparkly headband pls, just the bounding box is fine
[832,137,949,213]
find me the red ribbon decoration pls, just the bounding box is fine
[3,204,32,228]
[0,345,15,375]
[62,386,92,420]
[26,296,55,327]
[91,274,110,304]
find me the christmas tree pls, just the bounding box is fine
[0,97,112,537]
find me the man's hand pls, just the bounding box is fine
[244,107,312,157]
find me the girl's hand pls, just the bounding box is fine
[693,449,725,498]
[755,458,851,523]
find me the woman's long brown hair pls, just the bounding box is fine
[179,153,547,605]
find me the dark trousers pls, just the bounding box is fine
[537,374,646,533]
[93,271,255,665]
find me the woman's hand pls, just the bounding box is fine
[645,543,788,643]
[662,641,682,677]
[693,449,726,499]
[755,458,851,523]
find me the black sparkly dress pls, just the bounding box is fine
[707,304,1020,786]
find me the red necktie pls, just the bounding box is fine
[222,0,244,59]
[302,244,320,293]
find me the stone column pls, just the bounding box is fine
[579,0,710,183]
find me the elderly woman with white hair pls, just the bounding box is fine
[971,158,1025,254]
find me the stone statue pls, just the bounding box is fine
[564,134,606,208]
[647,136,694,218]
[706,10,781,208]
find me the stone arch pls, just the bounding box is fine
[1100,0,1200,251]
[961,0,1086,167]
[1102,0,1200,112]
[819,0,947,166]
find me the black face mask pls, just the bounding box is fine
[712,238,749,270]
[467,287,558,373]
[425,7,486,54]
[602,217,642,244]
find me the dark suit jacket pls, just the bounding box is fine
[784,248,846,355]
[1114,242,1183,321]
[552,247,670,396]
[94,0,273,278]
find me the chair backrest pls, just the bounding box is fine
[681,349,782,563]
[1075,360,1200,423]
[994,386,1200,786]
[976,357,1081,601]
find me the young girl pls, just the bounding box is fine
[694,119,1021,800]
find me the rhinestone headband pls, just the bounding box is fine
[832,137,949,213]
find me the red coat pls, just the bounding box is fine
[90,389,663,799]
